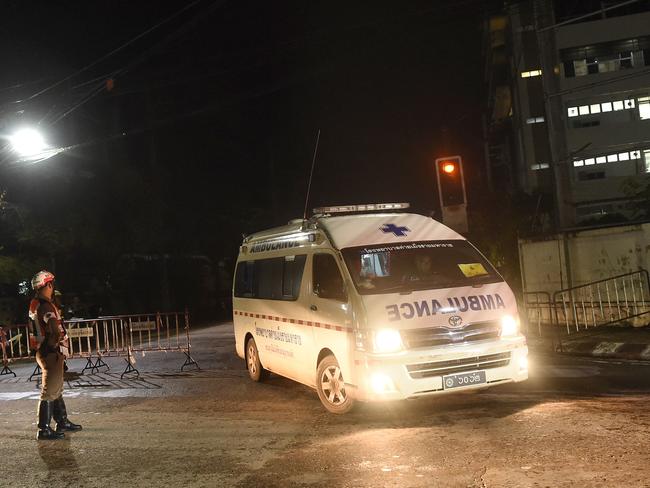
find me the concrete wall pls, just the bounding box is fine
[519,223,650,296]
[555,11,650,50]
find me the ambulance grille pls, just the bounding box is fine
[401,321,501,349]
[406,352,511,379]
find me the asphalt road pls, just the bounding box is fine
[2,323,650,487]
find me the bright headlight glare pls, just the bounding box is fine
[500,315,519,337]
[518,355,529,371]
[373,329,403,353]
[370,373,395,394]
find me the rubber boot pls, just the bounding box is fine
[53,397,82,432]
[37,401,65,440]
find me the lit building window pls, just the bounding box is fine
[574,149,647,167]
[620,52,633,69]
[573,59,587,77]
[567,97,638,120]
[526,116,545,124]
[639,97,650,120]
[521,69,542,78]
[566,50,643,78]
[531,163,549,170]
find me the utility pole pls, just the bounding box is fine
[533,0,574,230]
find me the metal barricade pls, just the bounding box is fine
[0,324,32,360]
[0,310,198,380]
[552,270,650,335]
[65,310,199,378]
[1,327,17,377]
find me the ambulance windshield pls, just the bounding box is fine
[341,240,502,295]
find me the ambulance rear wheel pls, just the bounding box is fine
[316,355,355,414]
[246,337,268,382]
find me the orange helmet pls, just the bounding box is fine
[31,270,55,290]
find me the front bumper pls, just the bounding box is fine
[350,336,528,402]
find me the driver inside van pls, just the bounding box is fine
[405,254,435,281]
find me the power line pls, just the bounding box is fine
[3,0,205,106]
[7,1,496,146]
[43,0,488,126]
[46,0,229,125]
[538,0,641,32]
[50,84,107,125]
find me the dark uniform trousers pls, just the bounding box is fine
[36,349,64,401]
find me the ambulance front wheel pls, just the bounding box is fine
[316,355,355,414]
[246,337,268,382]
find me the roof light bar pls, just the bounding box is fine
[313,202,410,214]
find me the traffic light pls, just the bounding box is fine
[435,155,466,207]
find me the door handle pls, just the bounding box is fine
[310,304,318,311]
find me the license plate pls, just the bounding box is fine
[443,370,486,389]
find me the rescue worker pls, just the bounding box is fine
[30,270,82,440]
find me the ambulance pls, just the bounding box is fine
[233,203,528,413]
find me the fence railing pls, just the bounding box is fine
[552,270,650,334]
[0,310,199,379]
[521,270,650,339]
[522,291,553,336]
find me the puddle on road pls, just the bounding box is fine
[0,369,232,401]
[0,392,39,401]
[0,368,244,402]
[546,366,601,378]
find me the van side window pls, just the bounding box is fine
[313,254,347,302]
[234,261,255,298]
[283,255,307,298]
[256,258,284,299]
[234,255,307,300]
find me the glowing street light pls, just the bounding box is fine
[9,128,47,157]
[3,126,63,163]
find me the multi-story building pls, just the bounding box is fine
[485,0,650,228]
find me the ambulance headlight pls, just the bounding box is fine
[370,373,396,394]
[373,329,403,353]
[518,355,529,371]
[500,315,520,337]
[355,328,404,353]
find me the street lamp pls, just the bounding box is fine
[4,126,62,163]
[9,128,47,158]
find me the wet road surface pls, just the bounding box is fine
[2,323,650,487]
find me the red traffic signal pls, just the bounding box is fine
[435,155,466,208]
[441,161,457,174]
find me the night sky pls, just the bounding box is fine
[0,1,495,309]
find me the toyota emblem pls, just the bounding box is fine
[448,315,463,328]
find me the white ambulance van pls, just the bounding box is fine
[233,203,528,413]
